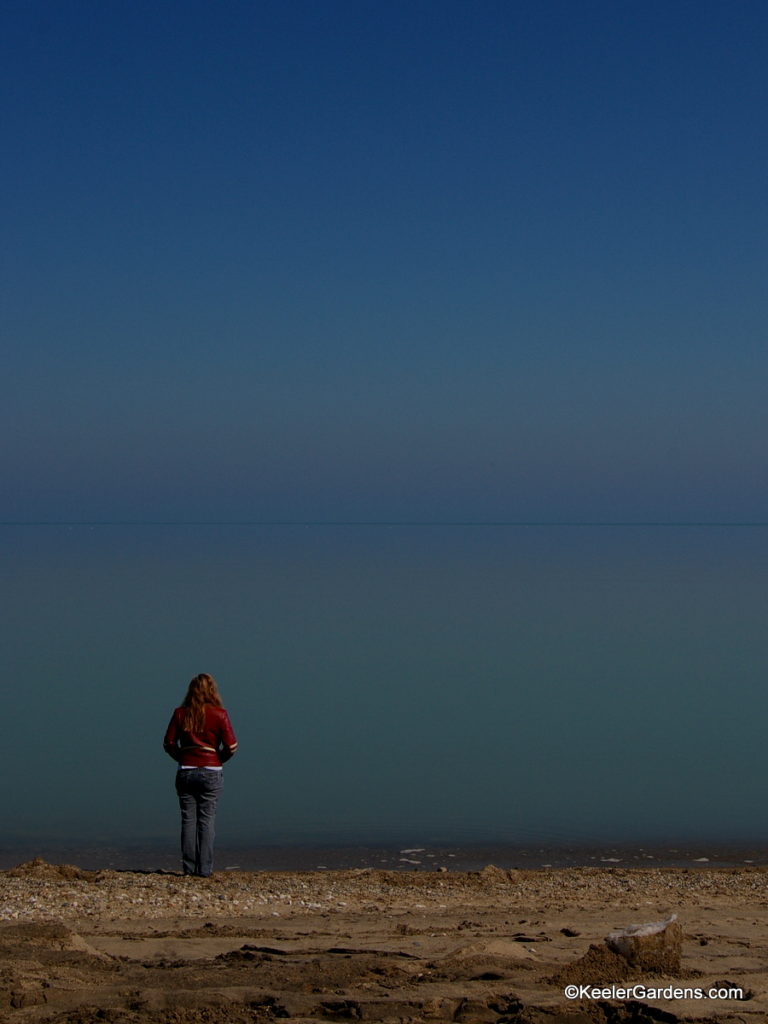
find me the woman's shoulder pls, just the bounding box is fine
[165,707,185,731]
[206,704,232,723]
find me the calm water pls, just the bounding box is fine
[6,523,768,850]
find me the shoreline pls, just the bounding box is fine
[2,840,766,874]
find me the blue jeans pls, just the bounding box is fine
[175,768,223,876]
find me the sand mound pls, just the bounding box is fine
[0,922,111,960]
[550,941,634,986]
[478,864,512,881]
[5,857,91,881]
[451,938,541,961]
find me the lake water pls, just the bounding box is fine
[5,523,768,850]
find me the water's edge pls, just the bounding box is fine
[2,841,765,873]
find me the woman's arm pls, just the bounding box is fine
[217,709,238,762]
[163,711,182,761]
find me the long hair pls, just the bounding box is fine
[182,673,223,733]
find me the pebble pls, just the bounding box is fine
[1,862,766,924]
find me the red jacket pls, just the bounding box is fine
[163,705,238,767]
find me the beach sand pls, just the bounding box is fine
[1,859,766,1022]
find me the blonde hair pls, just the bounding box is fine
[182,673,223,733]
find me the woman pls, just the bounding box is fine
[163,673,238,877]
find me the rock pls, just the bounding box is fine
[479,865,509,880]
[422,996,460,1019]
[454,997,499,1022]
[606,914,681,973]
[10,986,47,1010]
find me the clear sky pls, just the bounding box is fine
[4,1,768,847]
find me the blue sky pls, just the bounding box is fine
[4,1,768,846]
[4,0,768,524]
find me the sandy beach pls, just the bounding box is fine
[1,858,766,1023]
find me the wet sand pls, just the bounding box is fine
[1,858,766,1022]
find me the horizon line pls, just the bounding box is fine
[2,520,768,528]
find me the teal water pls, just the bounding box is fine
[5,523,768,848]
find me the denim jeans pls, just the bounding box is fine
[175,768,223,877]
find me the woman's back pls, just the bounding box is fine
[164,674,238,876]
